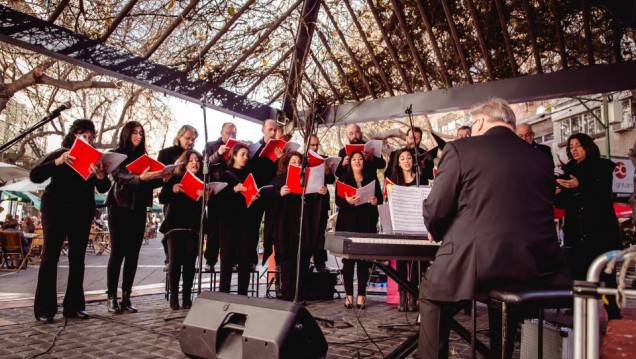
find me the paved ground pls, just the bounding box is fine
[1,234,633,358]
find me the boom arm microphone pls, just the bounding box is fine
[46,101,72,119]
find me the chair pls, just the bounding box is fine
[1,231,28,272]
[485,285,572,359]
[28,237,44,264]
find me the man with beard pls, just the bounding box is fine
[335,124,386,179]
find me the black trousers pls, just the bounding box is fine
[204,206,220,266]
[418,276,517,359]
[166,231,198,294]
[396,260,425,291]
[34,208,92,317]
[279,251,311,301]
[312,247,328,268]
[107,206,147,295]
[342,259,370,296]
[219,219,251,295]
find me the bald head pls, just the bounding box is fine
[346,124,362,144]
[262,119,277,142]
[516,123,534,144]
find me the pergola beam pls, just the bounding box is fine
[342,0,393,96]
[416,0,451,87]
[389,0,431,91]
[364,0,412,93]
[315,29,359,102]
[282,0,322,119]
[184,0,256,73]
[243,47,293,98]
[214,0,303,86]
[47,0,69,23]
[440,0,473,84]
[309,50,343,104]
[463,0,494,79]
[494,0,519,77]
[143,0,200,60]
[100,0,140,42]
[0,5,275,123]
[320,61,636,125]
[322,4,375,99]
[522,0,543,74]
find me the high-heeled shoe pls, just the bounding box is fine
[344,296,353,309]
[356,296,366,310]
[35,314,55,323]
[120,291,138,313]
[107,295,122,314]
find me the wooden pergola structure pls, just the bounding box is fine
[1,1,636,125]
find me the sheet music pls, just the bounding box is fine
[99,152,127,176]
[162,163,179,176]
[378,204,393,233]
[364,140,383,158]
[207,181,228,194]
[248,142,261,159]
[324,157,341,174]
[355,180,376,206]
[306,163,325,194]
[388,185,430,233]
[283,142,300,152]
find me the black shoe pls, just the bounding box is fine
[407,293,418,312]
[170,293,180,310]
[182,292,192,310]
[120,291,138,313]
[344,296,353,309]
[356,296,366,310]
[64,310,90,320]
[35,314,55,323]
[398,291,407,312]
[107,295,122,314]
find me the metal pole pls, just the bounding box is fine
[602,94,611,159]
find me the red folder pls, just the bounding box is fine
[179,170,204,201]
[259,139,286,162]
[307,150,325,167]
[345,144,365,157]
[336,181,357,199]
[223,138,247,159]
[126,154,165,175]
[67,137,106,180]
[286,165,304,194]
[244,173,271,208]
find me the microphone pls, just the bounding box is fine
[47,102,72,119]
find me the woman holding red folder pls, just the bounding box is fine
[262,152,328,301]
[336,151,383,309]
[217,144,261,295]
[388,148,421,312]
[31,119,111,323]
[159,150,207,310]
[106,121,165,314]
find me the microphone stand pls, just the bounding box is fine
[196,95,210,294]
[405,104,420,187]
[293,116,317,303]
[0,105,68,154]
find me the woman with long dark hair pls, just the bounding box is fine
[555,133,622,319]
[217,144,261,295]
[262,152,328,301]
[106,121,164,314]
[388,148,421,311]
[31,119,111,322]
[159,149,208,310]
[336,151,383,309]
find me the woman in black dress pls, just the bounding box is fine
[262,152,328,301]
[336,151,383,309]
[159,149,208,310]
[217,144,260,295]
[388,148,421,312]
[555,133,622,319]
[106,121,164,314]
[31,119,111,322]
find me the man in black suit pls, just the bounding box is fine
[419,98,569,359]
[203,122,237,270]
[517,123,553,163]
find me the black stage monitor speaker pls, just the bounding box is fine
[180,292,328,359]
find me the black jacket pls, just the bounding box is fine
[335,143,386,180]
[105,148,163,211]
[204,137,228,181]
[158,173,204,235]
[532,141,554,163]
[247,138,278,187]
[157,145,185,166]
[555,157,621,279]
[335,174,383,233]
[422,126,569,302]
[30,148,111,214]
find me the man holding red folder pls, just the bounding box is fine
[335,124,386,179]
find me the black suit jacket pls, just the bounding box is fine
[532,141,554,163]
[422,126,569,302]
